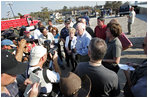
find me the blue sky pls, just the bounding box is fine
[1,1,106,18]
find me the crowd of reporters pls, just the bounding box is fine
[1,15,147,97]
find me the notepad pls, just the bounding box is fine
[118,64,135,71]
[23,73,40,97]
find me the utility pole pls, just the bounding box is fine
[6,2,15,18]
[7,11,11,20]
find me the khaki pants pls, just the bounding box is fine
[128,22,132,33]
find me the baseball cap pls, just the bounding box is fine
[1,50,28,75]
[1,39,16,47]
[65,19,71,24]
[29,46,47,66]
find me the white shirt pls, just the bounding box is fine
[28,66,60,93]
[128,10,136,24]
[70,22,74,28]
[33,29,42,39]
[65,36,77,49]
[38,32,55,45]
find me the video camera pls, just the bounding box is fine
[43,40,58,69]
[44,40,58,55]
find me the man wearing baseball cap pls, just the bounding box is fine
[60,19,70,41]
[1,50,39,97]
[1,39,18,59]
[1,39,16,50]
[1,38,27,62]
[28,46,61,96]
[60,19,71,67]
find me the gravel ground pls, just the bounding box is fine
[56,14,147,97]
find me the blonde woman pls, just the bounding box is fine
[65,27,77,71]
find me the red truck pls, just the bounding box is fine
[1,14,39,31]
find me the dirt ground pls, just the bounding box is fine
[56,14,147,96]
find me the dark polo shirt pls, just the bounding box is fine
[104,37,122,59]
[60,27,69,41]
[103,37,122,73]
[75,62,120,97]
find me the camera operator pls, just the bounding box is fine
[19,26,26,37]
[15,37,36,63]
[43,40,57,67]
[1,39,16,53]
[43,39,65,70]
[1,38,27,63]
[27,46,61,96]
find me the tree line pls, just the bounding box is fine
[1,1,128,20]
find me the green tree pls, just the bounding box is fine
[63,6,68,11]
[40,7,50,21]
[104,1,112,8]
[104,1,122,9]
[30,7,51,22]
[116,1,122,9]
[41,7,49,12]
[123,1,130,5]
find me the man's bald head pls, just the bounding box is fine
[81,18,86,26]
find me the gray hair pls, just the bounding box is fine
[77,23,86,30]
[88,38,107,60]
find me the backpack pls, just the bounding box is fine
[29,67,61,97]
